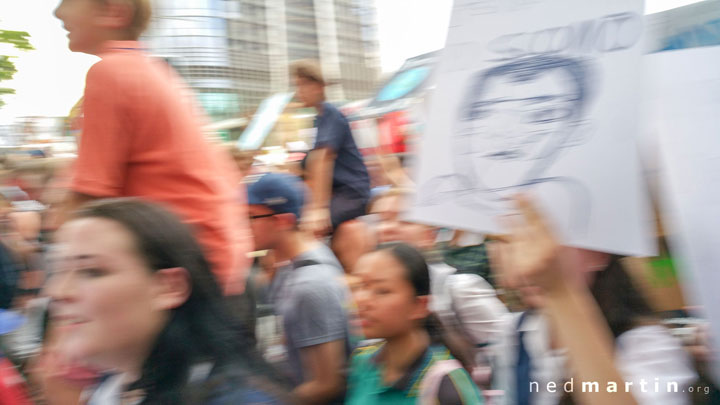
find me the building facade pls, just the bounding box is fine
[143,0,379,121]
[644,0,720,52]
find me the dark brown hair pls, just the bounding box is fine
[591,256,655,338]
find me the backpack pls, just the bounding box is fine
[418,359,464,405]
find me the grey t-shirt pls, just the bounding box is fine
[269,244,350,386]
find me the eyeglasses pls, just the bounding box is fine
[249,213,276,221]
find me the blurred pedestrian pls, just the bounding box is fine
[291,60,370,274]
[348,243,484,404]
[54,0,252,296]
[247,173,350,404]
[46,199,290,404]
[0,195,21,310]
[366,188,508,391]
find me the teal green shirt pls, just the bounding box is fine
[346,344,483,405]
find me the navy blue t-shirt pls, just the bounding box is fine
[314,102,370,201]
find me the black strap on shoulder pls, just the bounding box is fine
[292,259,320,270]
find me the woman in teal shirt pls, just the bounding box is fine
[347,243,483,404]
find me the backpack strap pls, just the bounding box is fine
[418,359,464,405]
[292,259,320,270]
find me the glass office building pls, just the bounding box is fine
[143,0,379,121]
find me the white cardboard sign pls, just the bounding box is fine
[409,0,654,256]
[647,46,720,384]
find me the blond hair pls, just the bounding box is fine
[98,0,152,39]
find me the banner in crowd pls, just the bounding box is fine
[647,45,720,384]
[408,0,654,256]
[237,92,294,150]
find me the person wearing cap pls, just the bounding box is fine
[291,60,371,274]
[247,173,351,404]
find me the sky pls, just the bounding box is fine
[0,0,708,123]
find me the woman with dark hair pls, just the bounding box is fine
[45,199,290,404]
[346,243,483,404]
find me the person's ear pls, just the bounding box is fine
[410,294,430,321]
[93,0,135,32]
[152,267,191,311]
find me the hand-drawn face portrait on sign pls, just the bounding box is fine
[454,55,591,193]
[409,1,654,257]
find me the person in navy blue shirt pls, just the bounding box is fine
[291,60,371,274]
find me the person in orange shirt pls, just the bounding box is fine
[54,0,252,295]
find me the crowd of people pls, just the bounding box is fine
[0,0,717,404]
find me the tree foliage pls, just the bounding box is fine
[0,29,34,108]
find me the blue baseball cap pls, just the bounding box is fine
[247,173,306,220]
[0,310,25,335]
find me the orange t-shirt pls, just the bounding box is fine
[71,41,251,295]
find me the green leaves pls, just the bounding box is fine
[0,28,33,108]
[0,55,18,81]
[0,29,34,51]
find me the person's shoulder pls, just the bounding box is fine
[312,244,345,272]
[85,58,119,84]
[323,102,341,115]
[615,324,698,398]
[617,324,678,347]
[429,262,457,279]
[348,344,382,381]
[289,261,342,295]
[295,246,344,277]
[615,324,696,377]
[323,102,349,122]
[85,56,145,94]
[446,272,497,297]
[616,324,689,360]
[87,52,140,76]
[351,343,383,362]
[293,270,344,298]
[427,344,454,362]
